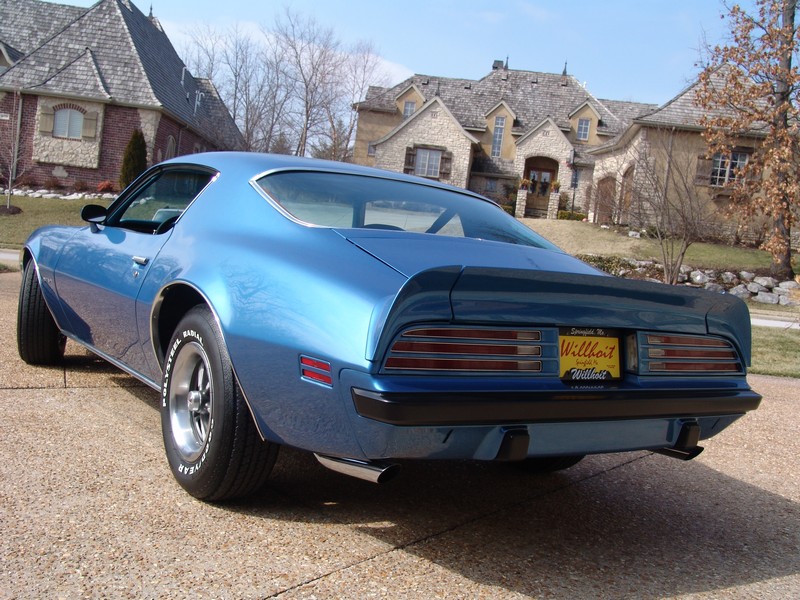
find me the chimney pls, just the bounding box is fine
[561,61,568,86]
[492,59,504,70]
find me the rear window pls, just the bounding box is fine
[256,171,558,249]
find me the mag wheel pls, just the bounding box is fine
[17,260,66,365]
[161,305,278,501]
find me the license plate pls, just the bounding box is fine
[559,328,621,381]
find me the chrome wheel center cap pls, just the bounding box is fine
[187,390,203,412]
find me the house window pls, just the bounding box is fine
[710,151,748,186]
[485,179,497,193]
[53,108,84,139]
[491,116,506,158]
[166,135,176,159]
[403,101,416,118]
[576,118,591,141]
[415,148,442,177]
[367,142,377,157]
[404,146,452,180]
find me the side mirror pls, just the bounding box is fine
[81,204,107,232]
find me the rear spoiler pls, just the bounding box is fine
[370,266,752,365]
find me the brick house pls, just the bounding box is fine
[354,60,655,219]
[0,0,243,193]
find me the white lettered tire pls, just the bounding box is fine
[17,259,66,365]
[161,305,278,501]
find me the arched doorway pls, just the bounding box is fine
[523,156,559,217]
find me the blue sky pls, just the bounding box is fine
[61,0,754,105]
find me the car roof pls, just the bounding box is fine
[160,152,487,200]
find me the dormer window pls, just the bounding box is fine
[403,101,416,118]
[576,118,591,141]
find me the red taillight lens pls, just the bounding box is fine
[641,334,742,374]
[384,327,546,373]
[300,356,333,385]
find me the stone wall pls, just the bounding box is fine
[32,97,104,169]
[374,102,473,188]
[513,121,579,218]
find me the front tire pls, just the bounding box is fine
[161,305,278,501]
[17,260,65,365]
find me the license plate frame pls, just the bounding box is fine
[559,328,622,381]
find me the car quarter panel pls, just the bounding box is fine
[137,174,409,455]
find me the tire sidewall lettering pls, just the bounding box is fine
[163,326,216,482]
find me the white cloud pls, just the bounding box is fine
[378,58,414,86]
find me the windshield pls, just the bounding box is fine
[256,171,559,250]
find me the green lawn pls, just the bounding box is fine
[1,195,110,249]
[524,218,777,270]
[750,326,800,378]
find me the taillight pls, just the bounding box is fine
[383,327,549,373]
[639,334,743,374]
[300,356,333,386]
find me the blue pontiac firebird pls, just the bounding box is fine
[17,152,761,501]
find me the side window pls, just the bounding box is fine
[364,200,464,236]
[114,170,213,232]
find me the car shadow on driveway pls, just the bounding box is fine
[223,444,800,598]
[33,355,799,598]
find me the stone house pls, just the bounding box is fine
[0,0,243,193]
[354,60,655,219]
[586,73,780,246]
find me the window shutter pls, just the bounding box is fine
[440,151,452,179]
[82,111,98,139]
[39,105,54,134]
[403,147,416,174]
[694,156,712,185]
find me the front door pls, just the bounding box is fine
[55,226,170,374]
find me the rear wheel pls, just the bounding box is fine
[17,260,65,365]
[161,305,278,501]
[516,455,585,473]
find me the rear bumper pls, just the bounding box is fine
[351,387,762,427]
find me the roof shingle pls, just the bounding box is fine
[0,0,243,150]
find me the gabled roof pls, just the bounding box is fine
[0,0,243,150]
[375,96,480,146]
[568,100,602,120]
[485,99,516,121]
[28,47,111,99]
[357,64,649,139]
[633,79,708,130]
[516,116,571,146]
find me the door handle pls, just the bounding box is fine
[132,256,149,266]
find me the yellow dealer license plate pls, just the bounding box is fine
[559,328,621,381]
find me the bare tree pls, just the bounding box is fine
[180,8,389,160]
[1,90,28,212]
[311,40,388,161]
[272,8,344,157]
[183,24,293,152]
[696,0,798,279]
[627,128,719,284]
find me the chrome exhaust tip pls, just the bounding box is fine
[314,454,401,484]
